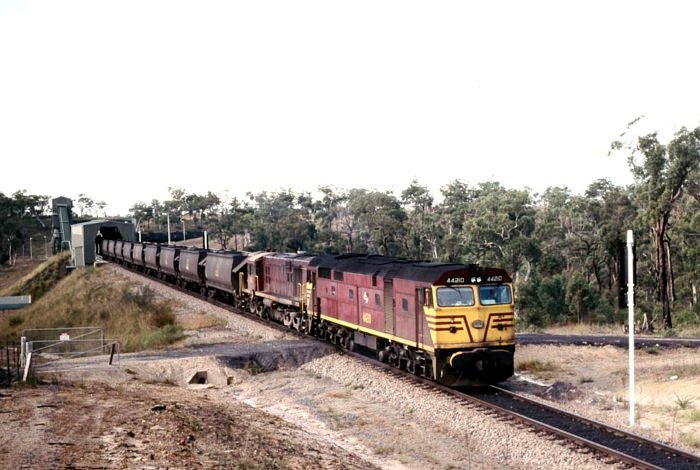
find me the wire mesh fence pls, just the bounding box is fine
[21,327,121,375]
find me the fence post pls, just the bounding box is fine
[5,345,10,387]
[109,343,116,365]
[22,342,33,382]
[20,336,26,369]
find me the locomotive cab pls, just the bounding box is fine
[428,269,515,385]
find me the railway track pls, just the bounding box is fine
[343,350,700,469]
[113,262,700,469]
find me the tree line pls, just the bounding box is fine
[2,127,697,331]
[128,127,699,332]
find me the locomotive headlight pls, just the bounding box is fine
[472,319,484,329]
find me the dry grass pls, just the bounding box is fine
[516,359,559,373]
[0,265,183,351]
[542,323,622,336]
[178,311,226,330]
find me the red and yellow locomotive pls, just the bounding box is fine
[242,253,515,386]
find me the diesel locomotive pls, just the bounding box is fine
[101,240,515,386]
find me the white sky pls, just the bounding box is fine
[1,1,699,216]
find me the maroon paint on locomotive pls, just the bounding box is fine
[259,254,313,304]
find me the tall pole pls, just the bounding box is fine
[182,220,186,241]
[627,229,635,426]
[29,237,33,260]
[167,214,171,245]
[43,235,48,259]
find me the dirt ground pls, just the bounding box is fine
[513,343,700,452]
[0,378,376,469]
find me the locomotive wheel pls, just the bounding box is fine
[249,301,257,314]
[291,314,301,331]
[343,334,354,351]
[283,312,292,328]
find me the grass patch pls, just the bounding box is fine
[516,359,558,373]
[669,363,700,379]
[179,311,226,330]
[688,409,700,422]
[681,432,700,449]
[0,265,182,352]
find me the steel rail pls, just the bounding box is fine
[486,384,700,469]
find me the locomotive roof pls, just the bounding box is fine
[266,252,316,262]
[309,254,497,283]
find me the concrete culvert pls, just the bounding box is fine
[188,371,208,385]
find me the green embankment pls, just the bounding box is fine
[0,259,183,350]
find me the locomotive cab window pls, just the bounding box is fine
[375,293,381,306]
[436,287,475,307]
[349,289,354,300]
[401,298,408,312]
[478,284,512,305]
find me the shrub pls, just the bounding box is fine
[143,324,184,349]
[149,309,176,329]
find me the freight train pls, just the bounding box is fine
[101,240,515,386]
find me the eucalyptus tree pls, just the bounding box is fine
[459,182,537,278]
[346,189,406,256]
[313,186,347,253]
[247,190,316,252]
[615,127,700,328]
[401,180,439,260]
[437,180,475,262]
[0,191,49,265]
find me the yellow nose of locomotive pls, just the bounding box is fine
[427,282,515,349]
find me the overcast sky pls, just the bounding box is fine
[1,1,699,216]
